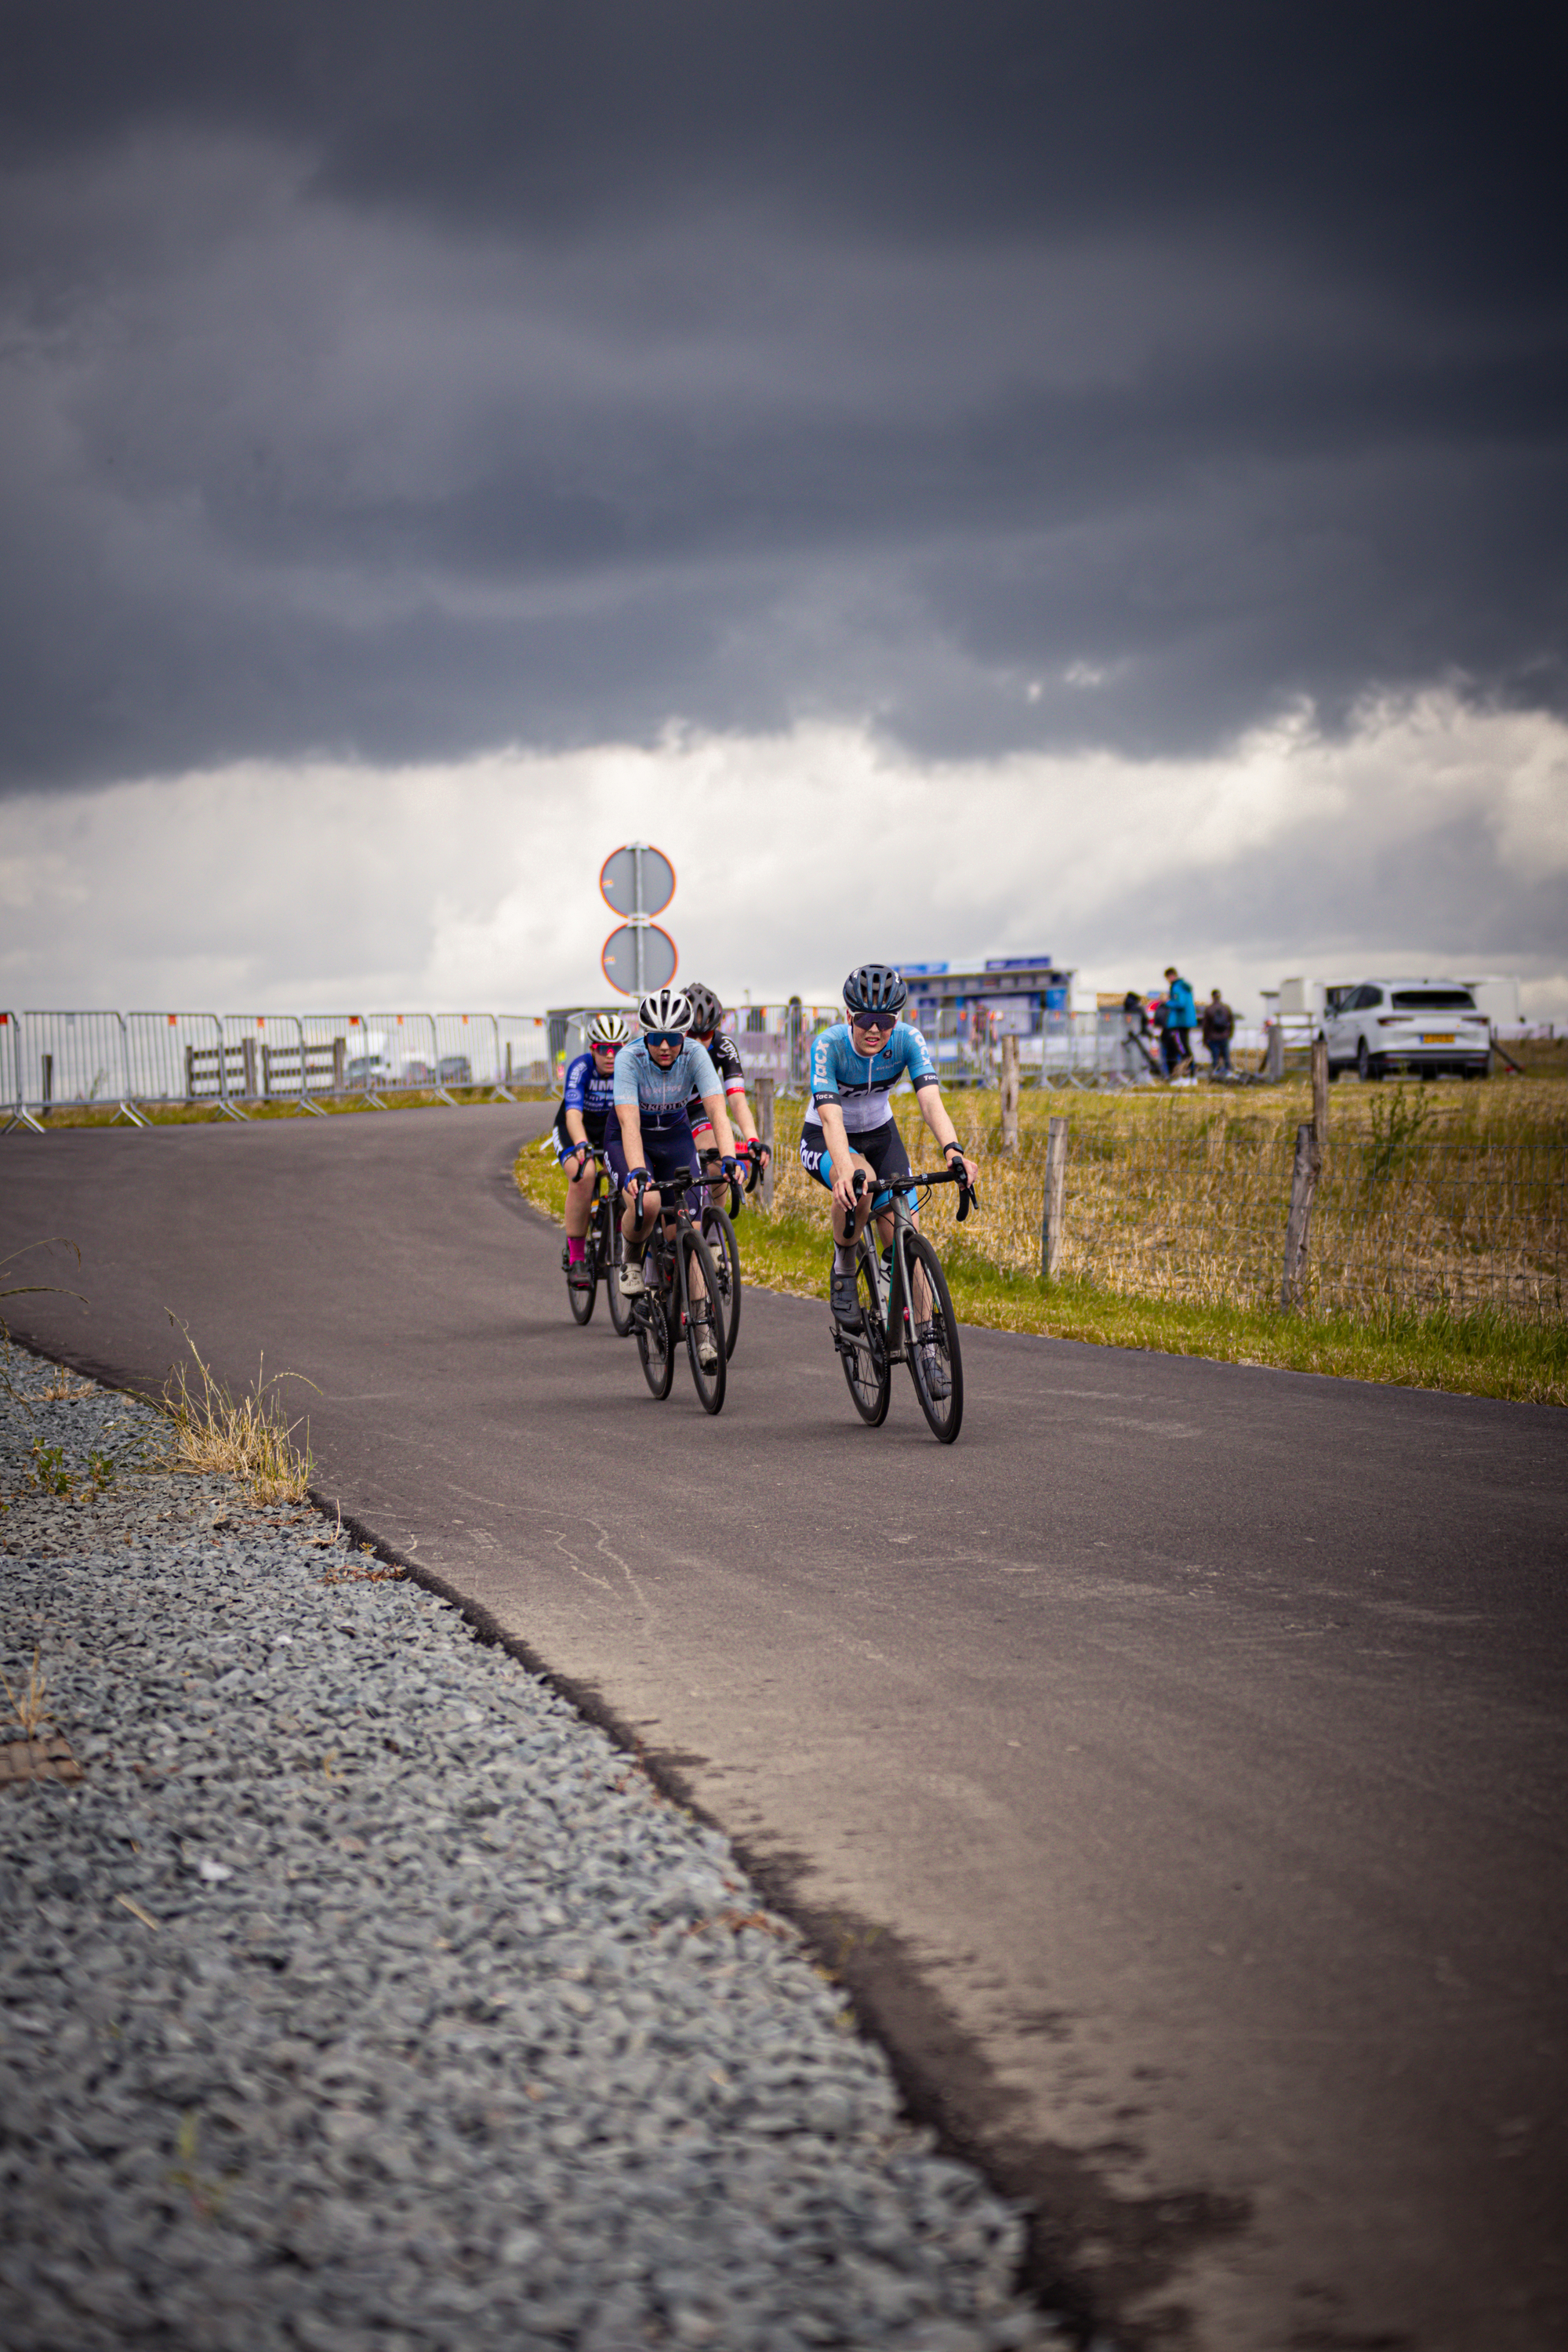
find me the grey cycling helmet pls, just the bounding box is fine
[637,986,695,1035]
[587,1010,630,1046]
[842,963,908,1016]
[684,982,724,1036]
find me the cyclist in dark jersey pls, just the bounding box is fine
[554,1010,630,1287]
[682,981,771,1192]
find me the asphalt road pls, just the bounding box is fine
[2,1106,1565,2352]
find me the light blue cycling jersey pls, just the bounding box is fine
[808,1019,938,1134]
[612,1036,721,1133]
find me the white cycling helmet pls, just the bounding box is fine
[587,1011,630,1046]
[638,987,695,1035]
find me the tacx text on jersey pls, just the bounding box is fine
[809,1021,938,1134]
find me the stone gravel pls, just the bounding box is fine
[0,1345,1062,2351]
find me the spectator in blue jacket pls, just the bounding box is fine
[1160,966,1196,1076]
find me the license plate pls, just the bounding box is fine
[1421,1033,1455,1044]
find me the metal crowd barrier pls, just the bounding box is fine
[1,1011,32,1133]
[125,1012,245,1120]
[432,1012,498,1099]
[2,1010,147,1129]
[496,1014,551,1091]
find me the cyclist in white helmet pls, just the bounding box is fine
[608,988,742,1366]
[554,1010,630,1290]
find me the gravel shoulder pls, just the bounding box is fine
[0,1343,1063,2352]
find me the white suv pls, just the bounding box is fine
[1320,978,1491,1081]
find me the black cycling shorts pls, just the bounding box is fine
[553,1105,608,1164]
[799,1116,916,1214]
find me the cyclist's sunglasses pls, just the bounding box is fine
[590,1038,621,1053]
[851,1011,898,1033]
[645,1030,685,1050]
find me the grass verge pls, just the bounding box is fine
[28,1087,554,1128]
[514,1138,1566,1406]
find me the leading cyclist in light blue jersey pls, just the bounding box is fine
[800,963,977,1341]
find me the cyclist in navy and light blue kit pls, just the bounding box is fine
[609,987,741,1367]
[801,964,978,1349]
[554,1009,630,1290]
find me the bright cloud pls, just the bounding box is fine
[5,691,1564,1025]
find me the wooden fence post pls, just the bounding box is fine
[1280,1121,1323,1310]
[1312,1034,1330,1140]
[1000,1033,1019,1152]
[1040,1116,1068,1277]
[754,1075,775,1210]
[1265,1022,1285,1081]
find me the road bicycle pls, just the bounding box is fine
[626,1178,729,1414]
[830,1164,978,1443]
[687,1140,764,1360]
[561,1149,636,1336]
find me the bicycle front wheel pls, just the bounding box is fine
[678,1227,727,1415]
[700,1203,742,1359]
[634,1287,674,1399]
[604,1207,636,1337]
[566,1240,598,1325]
[899,1229,964,1443]
[837,1240,891,1425]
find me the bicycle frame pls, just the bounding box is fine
[850,1165,976,1360]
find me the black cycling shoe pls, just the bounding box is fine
[829,1267,863,1329]
[915,1324,951,1399]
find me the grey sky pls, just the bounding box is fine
[4,0,1566,795]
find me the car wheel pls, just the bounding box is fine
[1356,1036,1382,1082]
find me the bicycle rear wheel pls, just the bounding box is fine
[678,1228,727,1414]
[604,1205,636,1337]
[634,1286,674,1399]
[701,1203,742,1359]
[899,1229,963,1443]
[837,1240,891,1425]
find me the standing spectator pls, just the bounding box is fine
[1160,966,1196,1076]
[1201,988,1235,1076]
[1120,988,1157,1081]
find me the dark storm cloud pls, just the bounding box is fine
[2,1,1566,789]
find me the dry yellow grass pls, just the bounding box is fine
[764,1080,1566,1320]
[159,1329,314,1503]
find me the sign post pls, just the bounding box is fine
[601,844,677,998]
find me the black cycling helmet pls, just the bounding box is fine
[842,963,908,1016]
[684,982,724,1036]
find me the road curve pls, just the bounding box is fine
[2,1107,1565,2352]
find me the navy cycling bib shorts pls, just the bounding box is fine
[605,1116,701,1196]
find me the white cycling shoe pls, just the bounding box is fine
[617,1262,647,1298]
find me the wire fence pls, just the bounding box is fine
[762,1090,1567,1324]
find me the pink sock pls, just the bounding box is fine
[568,1236,586,1264]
